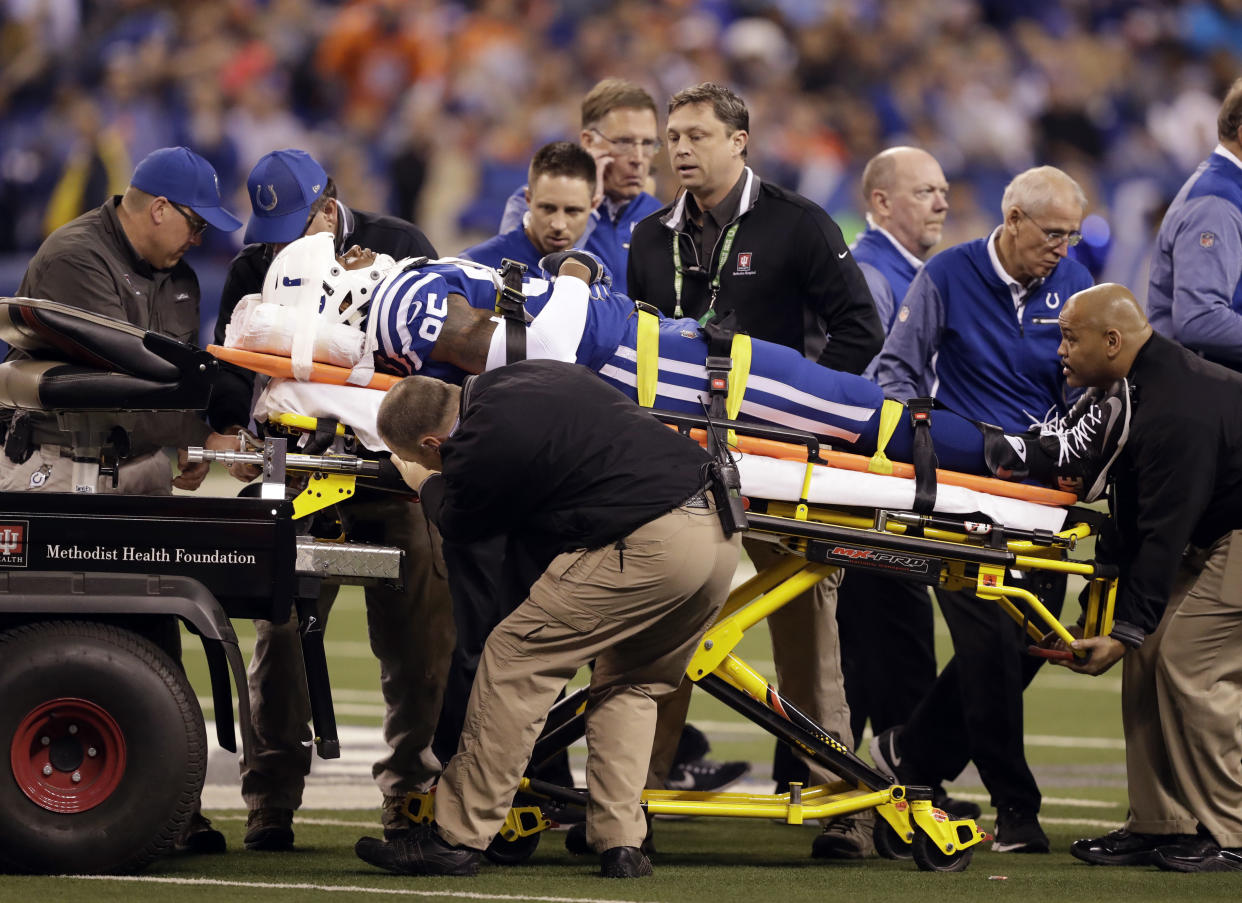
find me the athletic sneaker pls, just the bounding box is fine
[1035,378,1131,502]
[868,726,908,783]
[243,807,294,852]
[932,785,983,821]
[870,727,981,820]
[992,807,1050,853]
[811,810,875,859]
[665,757,751,792]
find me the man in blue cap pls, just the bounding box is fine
[0,145,250,853]
[213,148,451,854]
[213,149,437,426]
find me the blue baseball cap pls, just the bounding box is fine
[130,146,243,232]
[243,149,329,245]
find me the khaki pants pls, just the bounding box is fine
[435,505,740,852]
[1123,530,1242,845]
[646,539,848,787]
[242,494,455,808]
[0,445,171,495]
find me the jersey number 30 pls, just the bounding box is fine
[416,292,448,342]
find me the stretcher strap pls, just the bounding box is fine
[725,333,751,420]
[907,397,939,513]
[290,271,323,382]
[636,308,659,408]
[496,258,528,365]
[866,399,903,476]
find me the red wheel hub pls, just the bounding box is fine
[10,698,127,813]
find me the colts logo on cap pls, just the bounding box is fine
[255,184,279,212]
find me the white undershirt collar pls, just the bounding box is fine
[1213,143,1242,173]
[864,213,925,271]
[986,226,1043,314]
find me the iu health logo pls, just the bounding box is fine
[0,521,29,567]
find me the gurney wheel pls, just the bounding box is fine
[873,819,913,860]
[0,621,204,874]
[912,831,973,872]
[484,829,541,865]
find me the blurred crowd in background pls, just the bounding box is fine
[2,0,1241,305]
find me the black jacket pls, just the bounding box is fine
[211,205,437,428]
[626,168,882,375]
[418,360,712,567]
[1104,332,1242,643]
[7,198,212,454]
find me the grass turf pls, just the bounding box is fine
[6,490,1232,901]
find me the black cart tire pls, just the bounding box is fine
[0,620,206,874]
[874,816,914,860]
[484,829,541,865]
[911,830,973,872]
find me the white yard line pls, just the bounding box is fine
[67,875,650,903]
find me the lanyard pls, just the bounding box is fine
[673,220,740,323]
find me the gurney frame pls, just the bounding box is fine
[256,410,1118,872]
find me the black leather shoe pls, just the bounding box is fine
[600,845,653,877]
[1152,835,1242,872]
[175,811,227,854]
[1070,829,1195,866]
[355,824,481,876]
[566,822,656,857]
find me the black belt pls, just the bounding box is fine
[681,491,711,509]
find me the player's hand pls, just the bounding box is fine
[540,249,607,284]
[1059,634,1126,675]
[390,453,433,493]
[592,153,614,207]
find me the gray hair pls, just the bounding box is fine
[1000,166,1086,217]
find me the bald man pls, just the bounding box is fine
[869,166,1095,854]
[852,147,950,330]
[830,147,962,826]
[1058,284,1242,874]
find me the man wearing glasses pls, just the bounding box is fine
[498,78,663,295]
[0,145,249,851]
[212,148,452,856]
[870,165,1094,856]
[625,81,882,860]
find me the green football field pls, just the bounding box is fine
[4,480,1237,901]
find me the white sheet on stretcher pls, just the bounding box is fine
[256,378,1069,534]
[735,452,1067,533]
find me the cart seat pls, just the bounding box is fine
[0,297,216,412]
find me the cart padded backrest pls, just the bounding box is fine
[0,297,216,412]
[0,297,200,381]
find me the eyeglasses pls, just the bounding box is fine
[169,201,208,238]
[589,128,663,156]
[1018,208,1082,247]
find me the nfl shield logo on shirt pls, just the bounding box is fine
[735,252,753,275]
[1201,231,1216,249]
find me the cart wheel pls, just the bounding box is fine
[484,829,540,865]
[911,830,973,872]
[0,621,205,874]
[874,817,914,860]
